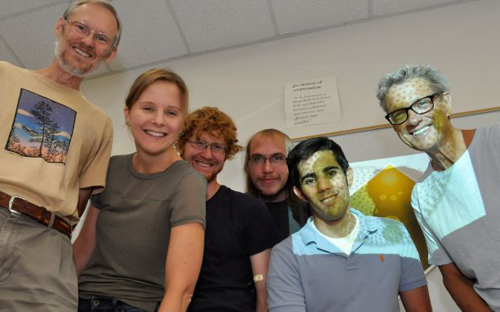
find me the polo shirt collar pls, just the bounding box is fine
[299,208,379,255]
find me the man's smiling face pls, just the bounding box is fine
[182,132,227,183]
[295,150,352,223]
[54,3,118,77]
[385,78,451,153]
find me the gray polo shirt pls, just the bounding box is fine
[267,209,426,312]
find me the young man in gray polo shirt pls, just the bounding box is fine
[267,137,431,312]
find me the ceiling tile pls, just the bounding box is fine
[108,0,188,71]
[0,3,67,69]
[372,0,459,16]
[170,0,275,53]
[271,0,369,35]
[0,36,21,67]
[0,0,64,19]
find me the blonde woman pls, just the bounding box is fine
[74,69,206,312]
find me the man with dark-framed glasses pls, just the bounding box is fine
[244,129,309,242]
[0,1,120,310]
[377,65,500,311]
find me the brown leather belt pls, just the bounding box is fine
[0,190,72,239]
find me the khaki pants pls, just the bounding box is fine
[0,208,77,311]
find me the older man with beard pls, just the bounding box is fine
[0,1,120,310]
[178,107,279,312]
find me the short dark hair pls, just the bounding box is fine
[287,137,349,191]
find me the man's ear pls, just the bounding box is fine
[105,47,118,63]
[293,186,307,202]
[55,17,65,36]
[439,91,452,116]
[346,167,354,188]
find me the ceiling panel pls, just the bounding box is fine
[0,36,21,67]
[0,3,67,69]
[271,0,369,35]
[0,0,475,79]
[0,0,64,19]
[372,0,459,16]
[170,0,276,53]
[109,0,188,71]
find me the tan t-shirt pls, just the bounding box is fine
[0,61,113,224]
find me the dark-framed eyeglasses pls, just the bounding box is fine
[187,140,226,154]
[65,19,113,47]
[385,92,443,125]
[249,153,286,165]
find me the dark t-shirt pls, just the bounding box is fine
[266,200,310,242]
[266,200,290,241]
[188,185,279,312]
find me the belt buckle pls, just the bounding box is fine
[8,196,24,215]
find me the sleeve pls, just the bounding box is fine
[245,198,280,256]
[79,115,113,194]
[89,191,103,209]
[170,170,207,228]
[89,155,117,210]
[398,222,428,292]
[267,241,306,312]
[411,187,453,265]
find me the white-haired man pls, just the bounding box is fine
[377,65,500,311]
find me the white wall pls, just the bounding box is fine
[82,0,500,157]
[78,1,500,311]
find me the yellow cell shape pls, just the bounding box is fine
[350,184,376,216]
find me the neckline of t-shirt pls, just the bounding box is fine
[24,67,83,97]
[126,153,185,180]
[429,127,482,176]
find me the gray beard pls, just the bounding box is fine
[54,40,97,78]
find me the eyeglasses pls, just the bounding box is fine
[385,92,442,125]
[65,19,113,47]
[249,153,286,165]
[187,140,226,154]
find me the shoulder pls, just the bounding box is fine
[0,61,24,78]
[357,211,412,242]
[272,236,294,255]
[104,154,132,178]
[220,185,266,208]
[0,61,19,71]
[0,61,14,71]
[109,154,130,167]
[172,160,207,186]
[82,99,112,126]
[478,124,500,141]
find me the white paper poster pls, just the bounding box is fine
[285,77,341,128]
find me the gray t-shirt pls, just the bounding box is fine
[412,124,500,310]
[78,154,206,312]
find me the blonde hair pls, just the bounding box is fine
[125,68,189,113]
